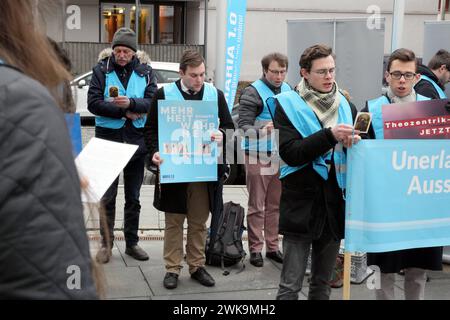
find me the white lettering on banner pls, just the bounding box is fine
[392,150,450,170]
[407,176,450,195]
[161,106,193,129]
[224,11,237,104]
[66,5,81,30]
[391,150,450,195]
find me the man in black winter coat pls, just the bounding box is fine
[144,50,234,290]
[415,49,450,101]
[271,44,360,300]
[88,28,158,264]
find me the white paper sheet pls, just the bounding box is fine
[75,137,138,203]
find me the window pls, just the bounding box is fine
[100,1,185,44]
[155,4,184,44]
[101,3,154,44]
[102,5,126,42]
[438,0,450,12]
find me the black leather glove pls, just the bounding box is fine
[144,153,158,174]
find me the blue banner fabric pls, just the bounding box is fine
[345,140,450,253]
[64,113,82,157]
[157,100,219,183]
[223,0,246,110]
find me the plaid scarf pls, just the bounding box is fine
[296,78,340,128]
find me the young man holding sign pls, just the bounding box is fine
[362,48,442,300]
[144,50,234,289]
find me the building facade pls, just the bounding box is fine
[42,0,446,80]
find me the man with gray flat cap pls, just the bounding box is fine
[88,27,158,263]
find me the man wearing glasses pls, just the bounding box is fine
[269,44,360,300]
[237,53,291,267]
[415,49,450,100]
[362,48,441,300]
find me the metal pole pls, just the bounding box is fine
[391,0,405,52]
[62,0,66,44]
[204,0,208,71]
[214,0,227,91]
[135,0,139,50]
[440,0,446,21]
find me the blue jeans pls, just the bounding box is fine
[276,234,340,300]
[100,154,145,247]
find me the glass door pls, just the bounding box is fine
[102,3,154,44]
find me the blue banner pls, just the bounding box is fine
[223,0,246,110]
[64,113,82,157]
[345,140,450,253]
[158,100,218,184]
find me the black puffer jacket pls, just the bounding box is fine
[0,64,97,299]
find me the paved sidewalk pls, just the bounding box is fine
[86,186,450,300]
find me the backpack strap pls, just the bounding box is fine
[235,205,246,274]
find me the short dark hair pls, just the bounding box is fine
[179,49,205,72]
[299,44,334,72]
[261,52,288,71]
[428,49,450,71]
[387,48,417,72]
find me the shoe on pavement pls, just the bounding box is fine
[191,267,215,287]
[163,272,179,289]
[96,247,112,264]
[125,244,149,261]
[250,252,263,267]
[266,250,283,263]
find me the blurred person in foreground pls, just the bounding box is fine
[0,0,98,299]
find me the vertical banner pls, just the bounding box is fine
[223,0,246,110]
[158,100,218,184]
[64,112,82,157]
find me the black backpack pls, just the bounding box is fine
[206,201,246,274]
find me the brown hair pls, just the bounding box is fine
[0,1,71,108]
[179,49,205,72]
[299,44,334,72]
[387,48,417,72]
[428,49,450,70]
[261,52,288,72]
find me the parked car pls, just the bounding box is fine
[71,61,180,121]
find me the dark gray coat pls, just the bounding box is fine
[0,64,98,299]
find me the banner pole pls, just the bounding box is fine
[343,251,352,300]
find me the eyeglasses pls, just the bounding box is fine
[268,69,287,76]
[311,68,335,77]
[389,71,416,80]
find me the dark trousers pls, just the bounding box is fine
[100,154,145,248]
[276,234,340,300]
